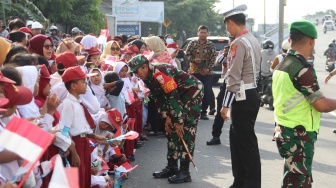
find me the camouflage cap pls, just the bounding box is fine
[128,54,149,73]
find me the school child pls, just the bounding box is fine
[104,72,126,117]
[58,66,108,188]
[89,68,109,109]
[86,47,101,68]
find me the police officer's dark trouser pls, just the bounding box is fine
[230,88,261,188]
[211,83,226,138]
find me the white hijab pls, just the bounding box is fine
[16,66,41,119]
[89,68,108,108]
[81,35,98,50]
[113,62,133,93]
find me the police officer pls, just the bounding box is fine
[128,55,203,184]
[276,20,336,187]
[220,4,262,188]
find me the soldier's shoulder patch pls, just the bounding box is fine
[153,72,177,93]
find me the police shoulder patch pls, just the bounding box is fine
[230,45,238,58]
[153,72,177,93]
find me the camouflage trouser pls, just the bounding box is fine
[273,125,317,188]
[167,81,203,161]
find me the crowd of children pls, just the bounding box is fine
[0,18,184,188]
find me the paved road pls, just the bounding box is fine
[123,27,336,188]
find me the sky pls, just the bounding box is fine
[216,0,336,26]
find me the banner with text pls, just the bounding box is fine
[113,0,164,22]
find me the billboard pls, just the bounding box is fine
[113,0,164,22]
[117,25,140,36]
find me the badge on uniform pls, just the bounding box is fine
[230,45,238,59]
[235,80,246,101]
[153,72,177,93]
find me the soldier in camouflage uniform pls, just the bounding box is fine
[128,54,204,184]
[273,20,336,188]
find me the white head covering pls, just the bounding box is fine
[16,66,41,119]
[113,61,127,75]
[81,35,98,50]
[89,68,108,108]
[16,66,38,93]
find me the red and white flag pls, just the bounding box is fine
[0,116,55,163]
[49,154,79,188]
[115,162,138,173]
[138,81,150,98]
[106,131,139,142]
[39,154,58,178]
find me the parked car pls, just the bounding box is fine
[323,20,335,31]
[181,36,230,83]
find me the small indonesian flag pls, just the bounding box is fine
[49,155,79,188]
[138,81,150,98]
[113,146,122,155]
[106,131,139,142]
[115,162,138,173]
[0,117,55,163]
[39,154,58,178]
[124,89,135,105]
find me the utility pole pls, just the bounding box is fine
[264,0,266,34]
[278,0,286,53]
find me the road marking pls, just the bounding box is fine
[329,111,336,117]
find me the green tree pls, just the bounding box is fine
[0,0,47,24]
[32,0,105,35]
[164,0,224,39]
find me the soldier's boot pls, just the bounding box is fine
[153,158,178,178]
[168,160,192,183]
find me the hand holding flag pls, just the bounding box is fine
[106,131,139,143]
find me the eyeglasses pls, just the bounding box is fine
[111,47,120,51]
[43,44,54,50]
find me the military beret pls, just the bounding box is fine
[220,4,247,22]
[128,54,149,73]
[290,20,317,39]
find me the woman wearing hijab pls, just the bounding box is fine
[100,40,121,64]
[129,39,146,54]
[28,34,55,73]
[145,36,174,65]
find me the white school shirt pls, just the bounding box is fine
[91,175,107,187]
[49,72,62,88]
[51,82,100,114]
[58,93,93,136]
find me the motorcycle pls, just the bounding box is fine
[324,27,327,34]
[258,75,274,111]
[325,57,335,72]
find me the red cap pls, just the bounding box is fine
[106,108,122,127]
[18,27,33,37]
[39,64,51,79]
[167,42,181,50]
[62,66,97,83]
[86,47,101,56]
[55,51,78,68]
[0,98,9,112]
[3,83,33,108]
[0,72,16,84]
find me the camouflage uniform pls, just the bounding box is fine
[144,62,204,160]
[273,49,324,188]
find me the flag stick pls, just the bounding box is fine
[179,135,198,172]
